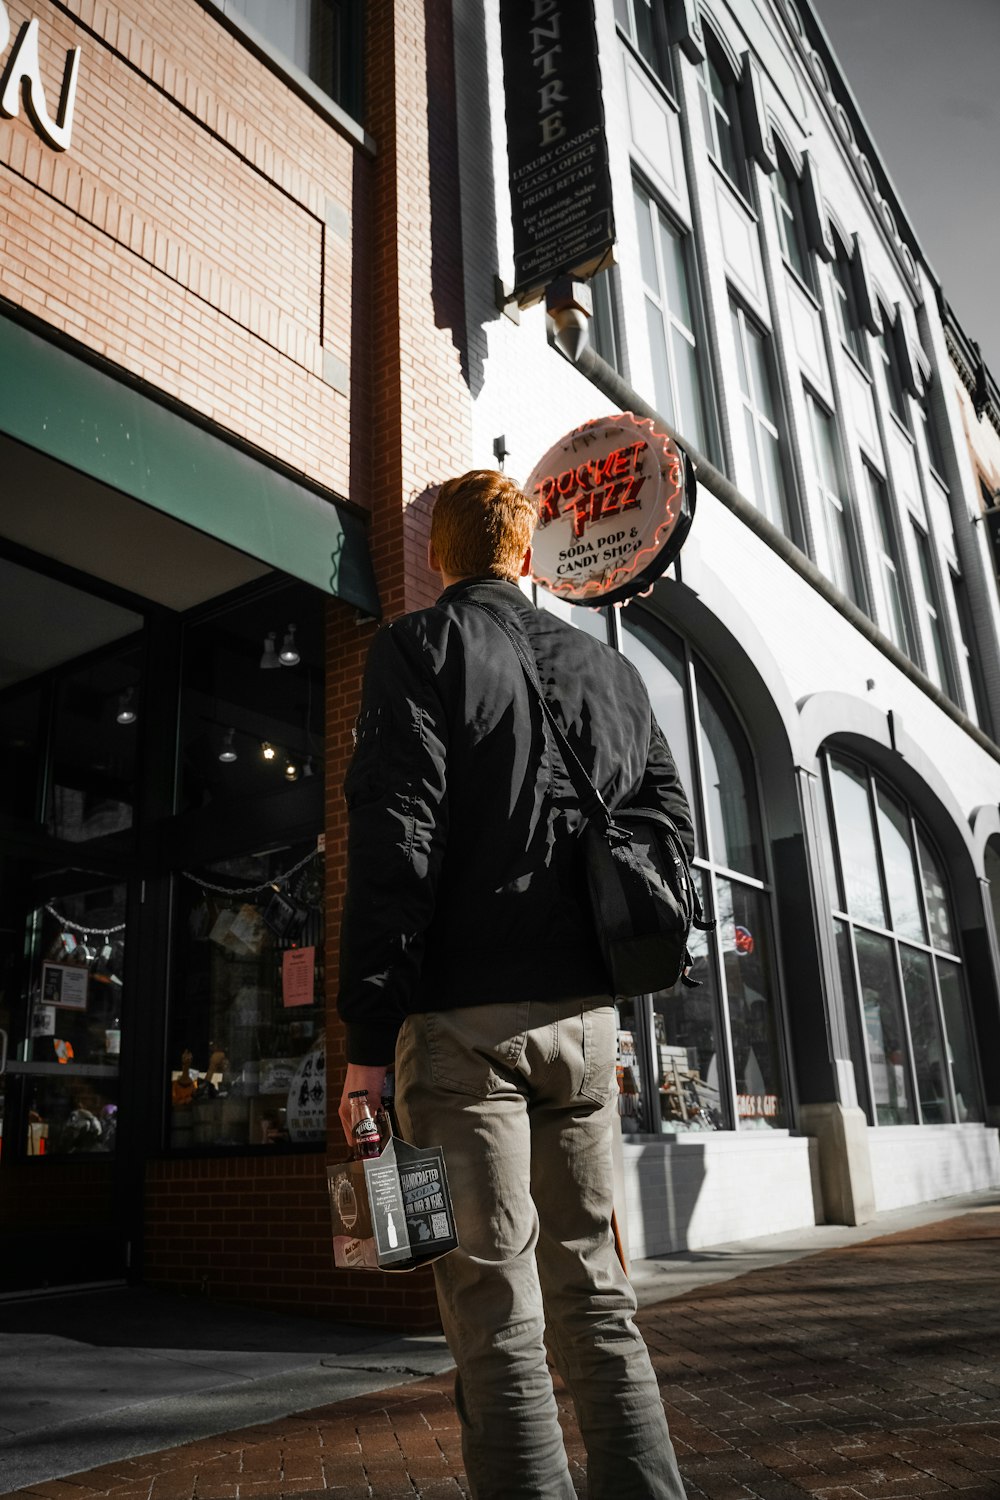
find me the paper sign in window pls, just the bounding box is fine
[282,946,315,1007]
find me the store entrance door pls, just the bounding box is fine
[0,850,134,1292]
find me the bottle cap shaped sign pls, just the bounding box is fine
[527,414,696,606]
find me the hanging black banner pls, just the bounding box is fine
[499,0,615,306]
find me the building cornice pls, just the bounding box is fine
[943,308,1000,441]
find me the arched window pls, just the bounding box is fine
[822,751,983,1125]
[618,608,788,1134]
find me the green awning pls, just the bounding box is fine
[0,314,380,617]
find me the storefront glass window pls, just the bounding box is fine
[854,928,914,1125]
[716,879,786,1128]
[22,881,127,1156]
[936,961,984,1123]
[619,609,788,1135]
[650,872,727,1132]
[822,750,983,1126]
[168,840,325,1151]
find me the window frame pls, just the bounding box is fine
[804,388,862,604]
[912,522,957,699]
[619,606,792,1139]
[697,29,746,194]
[828,233,868,367]
[770,145,813,290]
[633,179,711,456]
[864,463,914,656]
[874,300,911,431]
[614,0,675,93]
[730,299,795,536]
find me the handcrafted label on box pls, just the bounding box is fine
[328,1136,458,1272]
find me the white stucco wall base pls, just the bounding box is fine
[868,1125,1000,1213]
[621,1133,819,1259]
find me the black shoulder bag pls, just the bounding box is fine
[468,600,713,998]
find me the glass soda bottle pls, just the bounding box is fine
[349,1089,381,1159]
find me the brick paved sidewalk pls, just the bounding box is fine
[3,1207,998,1500]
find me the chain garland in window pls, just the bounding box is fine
[180,848,320,897]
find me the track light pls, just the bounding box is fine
[261,741,276,761]
[116,689,137,725]
[218,728,237,763]
[279,624,300,667]
[260,632,280,669]
[284,759,300,782]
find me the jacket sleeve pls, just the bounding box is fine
[631,710,696,861]
[337,622,449,1065]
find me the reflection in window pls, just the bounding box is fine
[828,759,885,927]
[620,611,696,825]
[855,928,915,1125]
[717,879,786,1128]
[23,882,127,1155]
[875,786,925,942]
[698,670,763,877]
[912,525,955,698]
[178,581,324,813]
[875,301,909,428]
[650,871,727,1132]
[822,752,983,1125]
[589,267,624,375]
[169,841,325,1150]
[937,961,983,1123]
[615,0,672,87]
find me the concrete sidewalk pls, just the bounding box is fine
[1,1191,998,1498]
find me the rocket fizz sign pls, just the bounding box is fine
[526,414,697,606]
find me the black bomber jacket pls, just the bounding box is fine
[337,577,694,1065]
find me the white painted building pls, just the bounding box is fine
[451,0,1000,1255]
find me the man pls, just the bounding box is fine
[337,470,692,1500]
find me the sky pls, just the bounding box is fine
[811,0,1000,373]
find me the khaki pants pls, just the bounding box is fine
[395,997,686,1500]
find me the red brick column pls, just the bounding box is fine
[322,0,473,1327]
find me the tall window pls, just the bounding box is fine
[770,146,812,287]
[731,302,792,533]
[912,525,955,697]
[875,302,909,428]
[865,466,912,654]
[614,0,672,88]
[697,32,743,191]
[916,382,948,478]
[804,393,860,603]
[618,611,788,1136]
[225,0,362,115]
[634,183,709,454]
[823,753,983,1126]
[828,235,866,364]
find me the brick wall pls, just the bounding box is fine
[0,0,356,495]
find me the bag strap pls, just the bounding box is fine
[465,599,613,829]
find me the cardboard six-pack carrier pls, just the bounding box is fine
[328,1131,458,1271]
